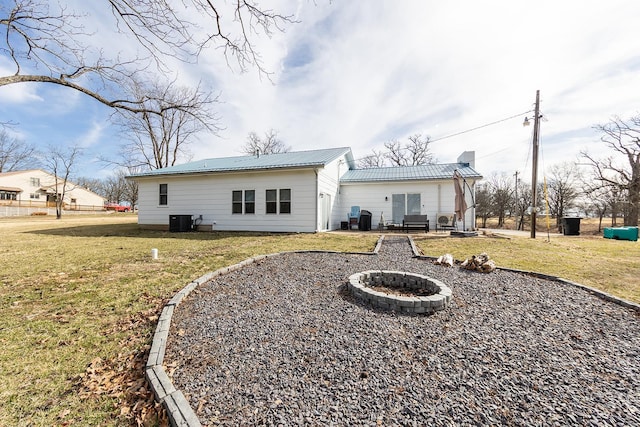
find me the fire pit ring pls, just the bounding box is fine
[347,270,452,314]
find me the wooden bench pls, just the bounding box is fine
[402,214,429,233]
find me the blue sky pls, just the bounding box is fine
[1,1,640,180]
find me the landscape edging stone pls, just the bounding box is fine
[145,235,384,426]
[408,236,640,313]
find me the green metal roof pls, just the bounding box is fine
[129,147,355,177]
[340,163,482,183]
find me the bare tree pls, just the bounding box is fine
[75,177,105,195]
[1,0,294,115]
[241,129,290,155]
[474,182,492,228]
[581,185,611,232]
[0,130,38,172]
[114,80,221,169]
[102,173,128,204]
[405,133,435,165]
[581,115,640,226]
[122,167,139,209]
[383,139,405,166]
[487,172,513,228]
[515,181,533,231]
[357,149,385,169]
[546,162,581,231]
[41,145,82,219]
[380,134,434,166]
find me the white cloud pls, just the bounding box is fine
[5,0,640,180]
[0,61,44,104]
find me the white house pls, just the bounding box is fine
[0,169,106,211]
[128,147,483,232]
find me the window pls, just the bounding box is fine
[407,193,421,215]
[0,191,17,200]
[265,188,291,214]
[30,177,40,187]
[279,189,291,214]
[159,183,168,205]
[30,193,40,199]
[232,190,243,214]
[232,190,255,214]
[266,189,277,214]
[245,190,255,214]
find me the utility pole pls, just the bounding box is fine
[530,90,541,239]
[514,170,519,230]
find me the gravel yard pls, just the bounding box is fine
[165,237,640,426]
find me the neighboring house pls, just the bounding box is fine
[0,169,106,211]
[128,147,483,232]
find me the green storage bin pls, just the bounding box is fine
[603,226,638,241]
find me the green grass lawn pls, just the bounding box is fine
[0,215,638,426]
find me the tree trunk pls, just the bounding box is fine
[598,214,604,232]
[626,181,640,226]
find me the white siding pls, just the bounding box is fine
[136,169,319,232]
[318,155,351,230]
[339,179,478,230]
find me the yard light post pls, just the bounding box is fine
[523,90,541,239]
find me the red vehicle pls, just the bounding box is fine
[105,203,132,212]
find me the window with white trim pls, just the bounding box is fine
[232,190,255,214]
[265,188,291,214]
[159,183,168,205]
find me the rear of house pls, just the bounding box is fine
[130,147,355,232]
[337,152,482,231]
[129,148,482,233]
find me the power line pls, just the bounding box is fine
[352,109,535,165]
[430,110,534,143]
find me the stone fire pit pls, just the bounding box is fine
[347,270,452,314]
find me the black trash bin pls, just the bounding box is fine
[359,210,372,231]
[562,217,581,236]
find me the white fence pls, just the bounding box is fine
[0,205,107,217]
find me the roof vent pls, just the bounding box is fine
[255,148,260,158]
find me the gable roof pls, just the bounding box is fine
[340,163,482,183]
[129,147,355,178]
[0,169,40,177]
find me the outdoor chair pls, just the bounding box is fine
[348,206,360,229]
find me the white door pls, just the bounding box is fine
[321,193,331,230]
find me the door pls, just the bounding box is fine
[392,194,405,224]
[320,193,331,230]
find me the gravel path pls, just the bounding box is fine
[165,237,640,426]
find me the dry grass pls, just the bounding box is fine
[412,217,640,304]
[1,214,638,426]
[0,215,376,426]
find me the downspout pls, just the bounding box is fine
[314,169,319,232]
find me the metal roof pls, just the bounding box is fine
[129,147,355,177]
[340,163,483,183]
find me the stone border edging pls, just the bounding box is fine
[408,237,640,314]
[145,235,385,426]
[348,270,452,314]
